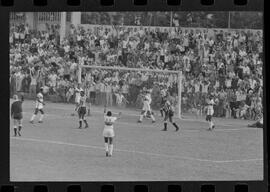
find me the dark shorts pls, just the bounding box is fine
[13,113,22,120]
[164,112,173,122]
[34,108,44,115]
[206,115,212,121]
[78,107,86,115]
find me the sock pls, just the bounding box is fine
[18,125,22,132]
[39,114,44,122]
[79,120,82,127]
[139,115,143,122]
[163,122,167,130]
[173,122,179,130]
[84,120,88,127]
[109,144,113,155]
[105,143,109,152]
[151,115,155,121]
[160,110,163,117]
[14,127,17,136]
[211,121,214,128]
[208,121,212,129]
[30,114,36,121]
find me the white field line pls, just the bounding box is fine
[21,111,259,132]
[11,137,263,164]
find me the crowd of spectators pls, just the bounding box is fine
[10,21,263,120]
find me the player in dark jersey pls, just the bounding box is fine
[11,95,24,136]
[77,91,89,129]
[161,96,180,132]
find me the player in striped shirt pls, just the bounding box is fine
[77,90,89,129]
[161,96,180,131]
[206,95,215,130]
[30,88,45,123]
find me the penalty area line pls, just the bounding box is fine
[11,137,263,164]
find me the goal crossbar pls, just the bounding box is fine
[79,65,182,119]
[80,65,180,74]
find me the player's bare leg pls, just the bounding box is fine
[104,137,109,157]
[162,114,168,131]
[150,111,155,123]
[83,116,88,128]
[38,110,44,123]
[162,122,168,131]
[138,111,145,123]
[108,137,113,157]
[169,116,179,131]
[13,119,18,136]
[18,120,22,136]
[30,114,36,123]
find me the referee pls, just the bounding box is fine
[11,95,24,136]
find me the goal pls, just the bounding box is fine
[78,65,183,119]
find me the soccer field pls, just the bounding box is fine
[10,100,263,181]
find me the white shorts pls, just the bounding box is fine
[103,129,115,137]
[75,97,80,104]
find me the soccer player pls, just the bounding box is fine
[161,97,180,131]
[160,88,167,117]
[30,88,45,123]
[11,95,24,136]
[206,95,215,130]
[103,107,121,157]
[77,90,89,129]
[248,116,263,128]
[74,84,83,112]
[138,90,155,123]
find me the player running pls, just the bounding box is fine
[161,96,180,131]
[206,95,215,130]
[103,107,121,157]
[138,90,155,123]
[77,90,89,129]
[30,88,45,124]
[11,95,24,136]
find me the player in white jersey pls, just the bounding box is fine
[138,90,155,123]
[30,88,45,123]
[206,95,215,130]
[103,107,121,157]
[70,84,83,116]
[77,91,89,129]
[74,84,83,111]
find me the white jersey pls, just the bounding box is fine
[142,94,152,111]
[207,99,214,116]
[75,87,83,103]
[35,93,44,109]
[103,115,117,138]
[104,116,117,130]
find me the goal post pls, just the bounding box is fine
[78,65,183,119]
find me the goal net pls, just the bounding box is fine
[78,65,183,119]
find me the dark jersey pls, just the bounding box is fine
[11,101,23,116]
